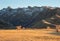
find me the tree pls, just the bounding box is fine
[16,25,22,30]
[55,24,60,32]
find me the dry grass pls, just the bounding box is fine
[0,29,60,41]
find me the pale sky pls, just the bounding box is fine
[0,0,60,9]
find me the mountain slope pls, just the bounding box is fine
[0,6,60,29]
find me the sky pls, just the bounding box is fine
[0,0,60,9]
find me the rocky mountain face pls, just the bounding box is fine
[0,6,60,29]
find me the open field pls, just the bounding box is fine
[0,29,60,41]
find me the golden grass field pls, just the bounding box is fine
[0,29,60,41]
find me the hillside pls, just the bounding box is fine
[0,6,60,29]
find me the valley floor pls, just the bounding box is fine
[0,29,60,41]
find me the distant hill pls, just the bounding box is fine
[0,6,60,29]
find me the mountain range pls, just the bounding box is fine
[0,6,60,29]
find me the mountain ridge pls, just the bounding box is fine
[0,6,60,29]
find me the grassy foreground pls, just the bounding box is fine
[0,29,60,41]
